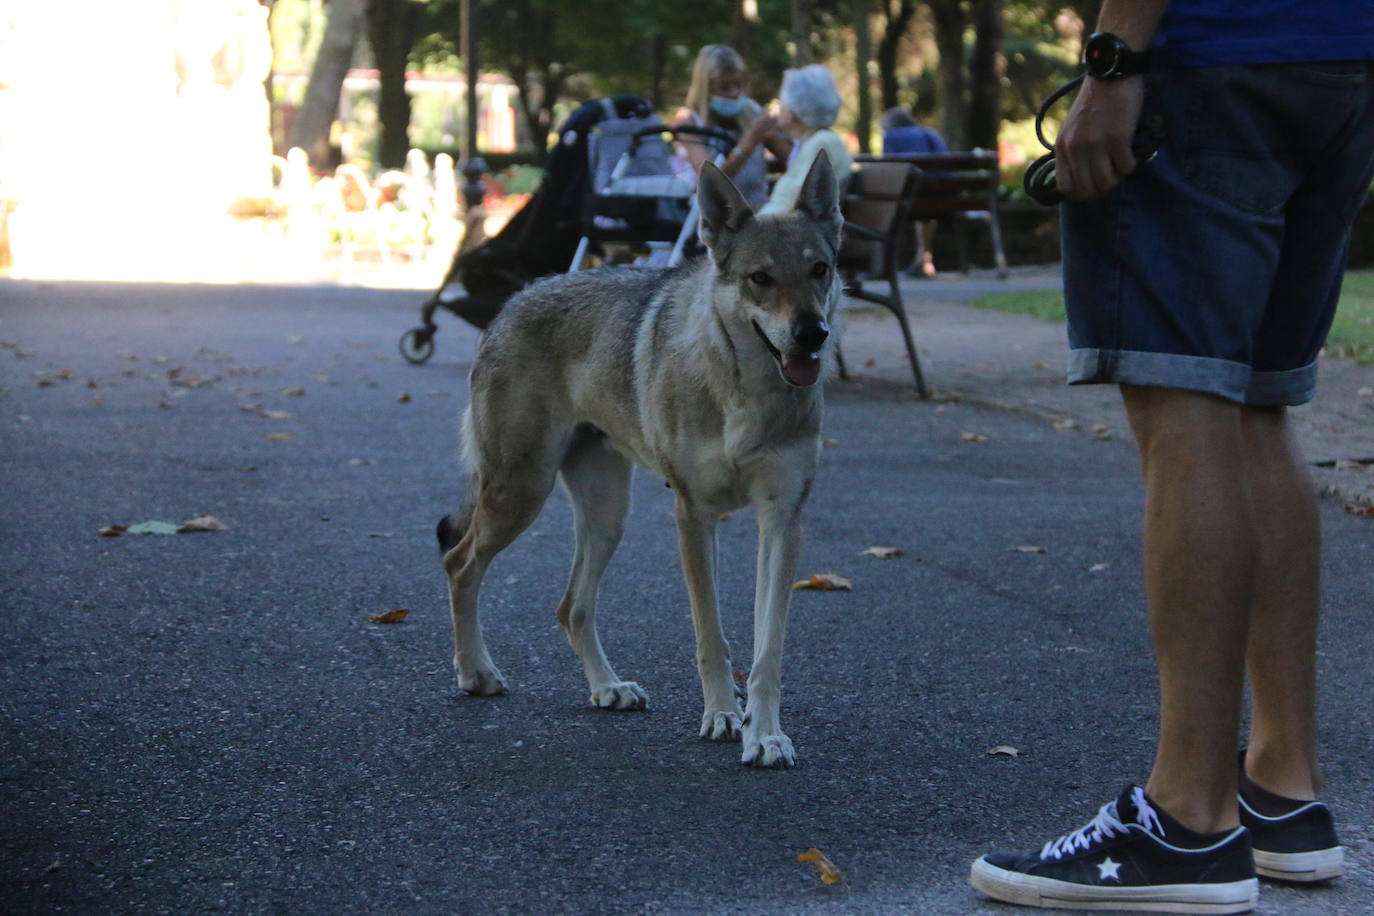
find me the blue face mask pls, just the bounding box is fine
[709,96,747,119]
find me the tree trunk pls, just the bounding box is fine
[1070,0,1104,50]
[650,33,667,108]
[368,0,423,169]
[877,0,914,112]
[287,0,366,168]
[263,0,281,155]
[965,0,1003,151]
[855,5,873,154]
[731,0,756,51]
[791,0,812,65]
[930,0,968,150]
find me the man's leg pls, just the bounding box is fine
[1120,385,1256,834]
[1239,406,1322,800]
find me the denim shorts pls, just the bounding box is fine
[1062,61,1374,406]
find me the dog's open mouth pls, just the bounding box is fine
[752,321,822,388]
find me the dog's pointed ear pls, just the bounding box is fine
[697,160,754,257]
[794,150,843,248]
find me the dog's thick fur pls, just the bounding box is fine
[437,154,843,768]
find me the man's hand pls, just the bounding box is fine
[1055,76,1145,200]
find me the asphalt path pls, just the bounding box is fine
[2,279,1371,914]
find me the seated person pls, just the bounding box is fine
[759,65,853,216]
[881,107,948,156]
[674,44,789,211]
[881,107,946,276]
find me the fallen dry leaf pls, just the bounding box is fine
[125,521,182,536]
[368,609,410,624]
[792,573,852,591]
[861,546,905,559]
[733,669,748,688]
[960,431,988,443]
[822,437,839,448]
[179,515,227,532]
[1343,503,1374,518]
[397,392,412,404]
[797,848,844,885]
[863,358,876,367]
[1010,545,1047,554]
[98,525,128,537]
[282,387,306,397]
[718,511,732,522]
[987,745,1021,758]
[237,465,258,473]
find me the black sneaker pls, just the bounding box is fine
[1238,769,1343,883]
[971,785,1259,913]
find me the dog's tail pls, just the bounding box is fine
[437,407,480,554]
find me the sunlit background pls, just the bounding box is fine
[0,0,524,285]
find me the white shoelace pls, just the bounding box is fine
[1040,787,1166,861]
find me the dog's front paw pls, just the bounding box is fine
[590,681,647,710]
[700,709,744,742]
[457,666,508,696]
[741,733,796,768]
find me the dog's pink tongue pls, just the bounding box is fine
[782,352,822,387]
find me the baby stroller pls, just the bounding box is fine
[398,96,735,364]
[568,111,733,271]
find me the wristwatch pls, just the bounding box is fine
[1083,32,1152,79]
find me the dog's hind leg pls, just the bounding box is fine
[443,410,567,697]
[556,426,646,710]
[675,500,744,741]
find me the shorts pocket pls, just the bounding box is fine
[1164,67,1304,215]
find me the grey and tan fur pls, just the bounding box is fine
[436,153,843,768]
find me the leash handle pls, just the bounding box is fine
[1022,75,1164,207]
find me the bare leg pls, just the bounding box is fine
[1121,386,1256,833]
[556,431,645,710]
[675,499,743,740]
[1240,407,1322,799]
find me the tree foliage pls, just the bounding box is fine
[285,0,1099,164]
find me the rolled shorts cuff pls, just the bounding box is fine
[1067,348,1318,406]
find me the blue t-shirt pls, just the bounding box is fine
[1156,1,1374,67]
[883,126,948,156]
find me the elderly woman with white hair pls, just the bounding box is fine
[758,64,853,215]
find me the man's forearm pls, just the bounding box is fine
[1095,0,1171,51]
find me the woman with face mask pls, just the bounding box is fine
[674,44,789,211]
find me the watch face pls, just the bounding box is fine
[1085,33,1122,77]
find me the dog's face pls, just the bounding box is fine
[698,153,844,389]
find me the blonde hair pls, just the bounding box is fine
[684,44,747,120]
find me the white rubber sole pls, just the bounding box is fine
[1253,846,1344,883]
[970,857,1259,914]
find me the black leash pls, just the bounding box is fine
[1022,74,1166,206]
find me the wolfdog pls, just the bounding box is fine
[436,153,843,768]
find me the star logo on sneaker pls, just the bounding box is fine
[1097,856,1122,882]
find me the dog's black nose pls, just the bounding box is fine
[792,318,830,352]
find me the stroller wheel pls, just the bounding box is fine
[399,327,435,365]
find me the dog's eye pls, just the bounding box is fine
[811,262,829,278]
[749,270,773,287]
